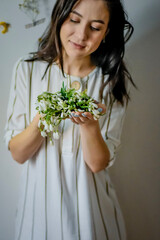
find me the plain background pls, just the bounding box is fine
[0,0,160,239]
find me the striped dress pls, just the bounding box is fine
[5,57,127,240]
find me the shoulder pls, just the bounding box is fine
[13,55,33,75]
[13,55,48,78]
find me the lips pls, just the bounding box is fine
[70,41,85,49]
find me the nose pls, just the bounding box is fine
[75,23,88,42]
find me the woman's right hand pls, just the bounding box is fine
[9,112,44,164]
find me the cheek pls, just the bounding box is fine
[60,22,74,40]
[60,28,64,44]
[90,35,103,50]
[60,24,68,42]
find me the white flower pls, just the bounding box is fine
[92,109,100,119]
[53,131,60,140]
[92,109,100,115]
[78,109,84,112]
[55,119,60,126]
[50,106,55,110]
[38,104,43,111]
[93,116,98,121]
[49,124,54,132]
[58,97,63,102]
[36,87,104,142]
[61,112,64,118]
[50,139,54,145]
[41,131,47,137]
[91,103,98,108]
[58,102,64,107]
[41,113,46,118]
[39,101,47,111]
[51,116,55,123]
[42,121,50,132]
[77,95,81,100]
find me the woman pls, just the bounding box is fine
[5,0,135,239]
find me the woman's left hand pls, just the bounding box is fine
[69,102,106,125]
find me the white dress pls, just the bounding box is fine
[5,57,127,240]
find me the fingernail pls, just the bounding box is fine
[82,113,87,117]
[72,113,79,117]
[97,108,103,112]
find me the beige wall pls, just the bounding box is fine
[0,1,160,240]
[0,1,52,240]
[109,25,160,240]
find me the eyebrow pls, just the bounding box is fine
[71,10,105,24]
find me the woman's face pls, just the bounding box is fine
[60,0,110,61]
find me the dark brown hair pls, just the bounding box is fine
[28,0,136,105]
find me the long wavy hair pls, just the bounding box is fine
[28,0,136,105]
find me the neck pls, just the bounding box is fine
[60,53,96,78]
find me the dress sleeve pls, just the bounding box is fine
[100,93,127,169]
[4,58,27,149]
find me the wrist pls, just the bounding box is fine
[80,119,100,132]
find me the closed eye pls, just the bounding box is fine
[91,26,100,31]
[70,18,100,31]
[70,19,79,23]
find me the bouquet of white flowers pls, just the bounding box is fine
[36,82,104,144]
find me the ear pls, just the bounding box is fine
[102,28,110,41]
[105,28,110,36]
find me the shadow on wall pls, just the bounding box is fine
[124,0,160,46]
[108,24,160,240]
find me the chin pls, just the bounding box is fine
[65,49,86,59]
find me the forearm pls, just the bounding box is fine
[80,121,110,173]
[9,113,44,164]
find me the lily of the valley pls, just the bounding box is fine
[36,83,105,144]
[53,131,60,140]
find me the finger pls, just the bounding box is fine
[82,112,94,120]
[69,117,79,124]
[71,112,82,124]
[94,100,99,104]
[96,103,106,114]
[72,112,92,124]
[79,116,88,123]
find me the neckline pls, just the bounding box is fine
[53,62,98,81]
